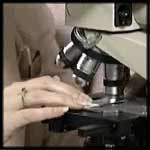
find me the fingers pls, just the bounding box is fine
[15,107,69,128]
[26,76,92,102]
[20,76,92,106]
[53,75,61,81]
[7,76,92,110]
[23,90,91,109]
[10,76,90,101]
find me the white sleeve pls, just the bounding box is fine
[14,4,78,86]
[13,4,55,46]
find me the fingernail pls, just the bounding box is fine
[84,103,100,108]
[53,75,61,81]
[63,107,69,112]
[79,99,93,106]
[76,93,93,106]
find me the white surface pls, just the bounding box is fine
[97,31,146,79]
[66,3,140,31]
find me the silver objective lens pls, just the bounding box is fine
[55,42,82,68]
[55,27,102,68]
[104,64,125,103]
[73,53,100,87]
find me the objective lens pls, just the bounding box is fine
[73,53,100,87]
[55,42,82,68]
[76,53,100,76]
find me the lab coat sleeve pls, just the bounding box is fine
[13,4,77,86]
[12,4,81,146]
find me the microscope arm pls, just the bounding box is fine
[96,31,146,79]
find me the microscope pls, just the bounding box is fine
[44,3,147,148]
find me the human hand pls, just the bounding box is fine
[3,76,92,143]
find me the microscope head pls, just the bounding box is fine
[55,3,146,88]
[65,3,146,32]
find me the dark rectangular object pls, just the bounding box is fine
[115,3,132,27]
